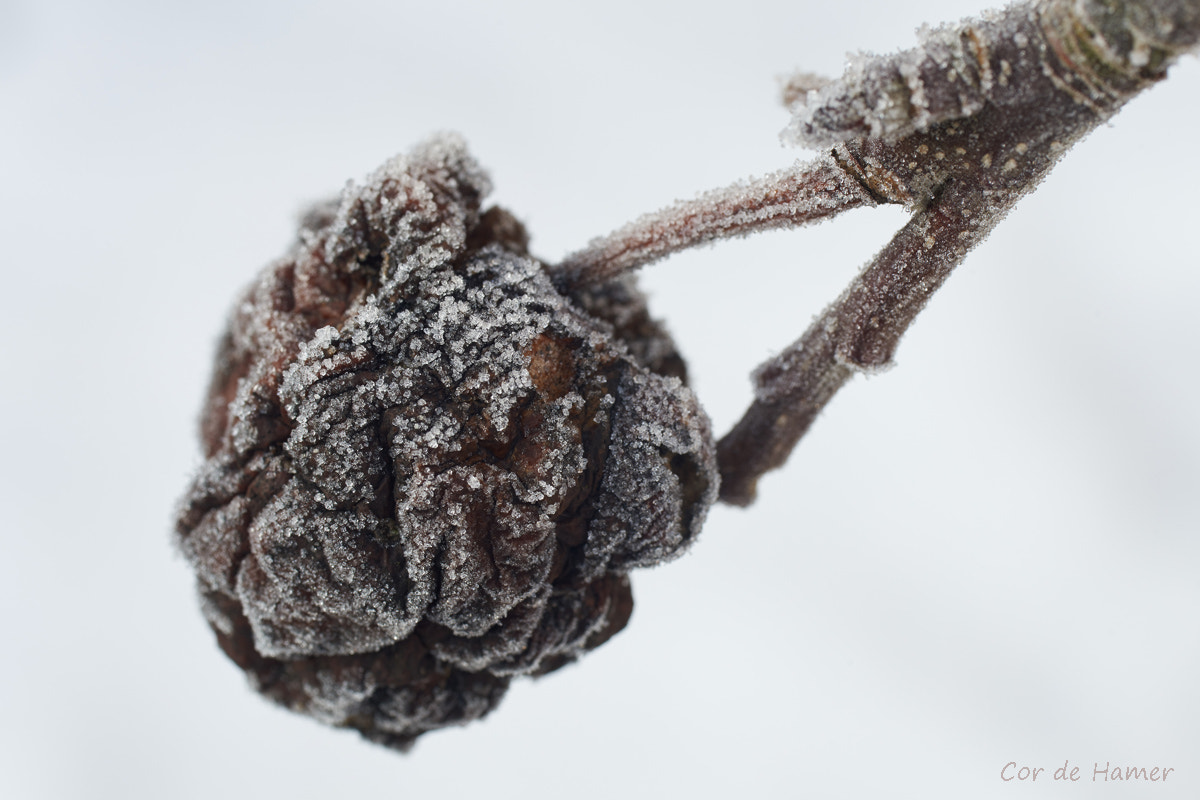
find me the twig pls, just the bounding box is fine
[718,170,1022,504]
[552,158,876,292]
[553,0,1200,505]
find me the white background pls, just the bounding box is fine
[3,1,1198,797]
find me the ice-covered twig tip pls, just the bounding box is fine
[177,0,1198,751]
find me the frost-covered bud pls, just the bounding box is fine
[175,135,718,750]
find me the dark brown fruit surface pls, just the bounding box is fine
[175,135,717,750]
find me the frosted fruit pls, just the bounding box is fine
[175,135,718,751]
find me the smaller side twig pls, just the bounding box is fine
[551,157,876,292]
[716,179,1016,506]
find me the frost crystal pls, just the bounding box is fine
[176,135,718,750]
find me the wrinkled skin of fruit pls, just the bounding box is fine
[175,135,718,751]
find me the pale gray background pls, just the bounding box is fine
[3,0,1198,797]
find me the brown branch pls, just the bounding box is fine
[554,0,1199,506]
[719,0,1200,504]
[717,179,1018,505]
